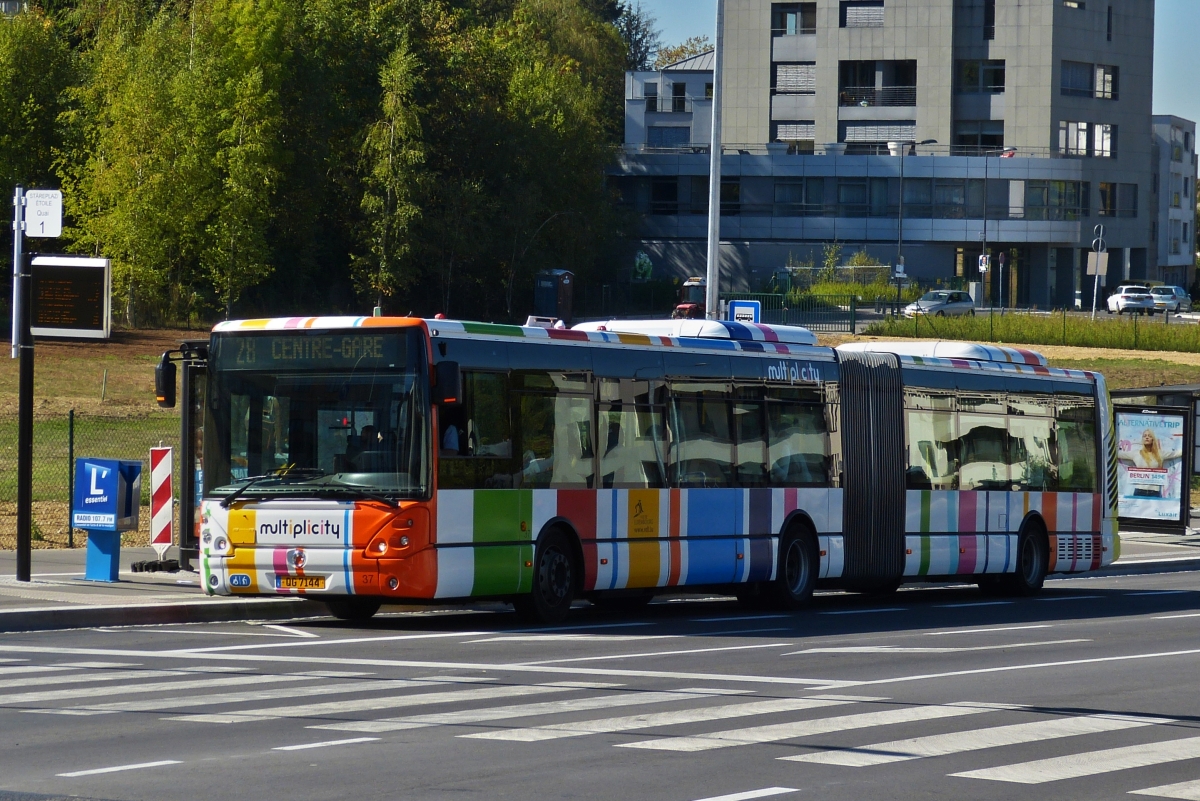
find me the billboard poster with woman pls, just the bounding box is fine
[1116,411,1186,522]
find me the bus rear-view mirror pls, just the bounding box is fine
[434,360,461,405]
[156,353,177,408]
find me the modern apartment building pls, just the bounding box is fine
[614,0,1162,308]
[1151,116,1198,287]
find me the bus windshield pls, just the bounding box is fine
[204,329,429,501]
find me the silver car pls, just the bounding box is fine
[1150,285,1192,313]
[1106,285,1156,315]
[904,290,975,317]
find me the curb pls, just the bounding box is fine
[1055,556,1200,579]
[0,598,318,634]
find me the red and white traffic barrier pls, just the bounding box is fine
[150,447,173,559]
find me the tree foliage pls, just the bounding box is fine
[654,34,709,69]
[3,0,629,325]
[612,0,659,70]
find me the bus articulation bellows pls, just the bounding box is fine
[176,316,1118,622]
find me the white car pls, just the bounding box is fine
[1106,286,1156,315]
[1150,285,1193,313]
[903,290,976,317]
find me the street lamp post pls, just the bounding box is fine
[896,139,937,315]
[983,146,1017,313]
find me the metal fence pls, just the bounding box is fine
[0,411,181,548]
[575,281,677,320]
[721,293,858,333]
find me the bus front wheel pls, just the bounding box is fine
[326,597,382,622]
[514,529,576,624]
[768,525,819,610]
[1001,522,1049,596]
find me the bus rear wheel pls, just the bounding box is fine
[514,529,576,624]
[768,524,819,610]
[326,597,382,622]
[1000,523,1049,596]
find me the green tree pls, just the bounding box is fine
[0,10,72,190]
[653,34,709,69]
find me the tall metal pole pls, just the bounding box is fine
[896,151,904,315]
[11,186,22,358]
[983,154,989,310]
[14,187,33,582]
[704,0,725,320]
[179,359,194,572]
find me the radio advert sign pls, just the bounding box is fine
[72,458,142,532]
[1116,410,1187,523]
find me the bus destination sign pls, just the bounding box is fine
[217,332,404,371]
[30,256,111,340]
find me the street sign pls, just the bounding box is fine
[30,256,111,339]
[728,299,761,324]
[23,190,62,238]
[1087,251,1110,276]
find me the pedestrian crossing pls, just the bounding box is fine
[2,659,1198,797]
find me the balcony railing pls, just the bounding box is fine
[619,142,1063,158]
[771,26,816,35]
[640,96,696,113]
[838,86,917,107]
[640,200,1084,221]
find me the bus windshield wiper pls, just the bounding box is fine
[317,479,400,508]
[219,467,328,508]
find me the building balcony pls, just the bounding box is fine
[639,96,698,114]
[839,86,917,107]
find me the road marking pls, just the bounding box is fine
[1154,613,1200,620]
[172,681,620,724]
[515,643,792,665]
[692,615,794,623]
[38,678,447,716]
[315,688,748,734]
[1127,590,1192,597]
[0,669,188,695]
[0,672,305,706]
[952,736,1200,783]
[262,625,319,638]
[273,737,379,751]
[179,630,490,654]
[465,695,882,742]
[924,625,1052,636]
[1131,779,1200,799]
[0,665,74,676]
[465,634,678,644]
[1037,595,1102,602]
[784,713,1169,766]
[784,640,1089,656]
[618,702,1010,752]
[692,788,799,801]
[934,601,1013,608]
[58,760,181,778]
[703,628,791,636]
[510,622,655,632]
[818,608,905,616]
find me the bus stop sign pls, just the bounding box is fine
[728,300,761,324]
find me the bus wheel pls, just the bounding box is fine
[768,524,819,610]
[515,529,576,624]
[1000,522,1049,596]
[326,597,382,622]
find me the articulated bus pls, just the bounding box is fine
[168,316,1119,623]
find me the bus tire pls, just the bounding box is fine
[326,597,382,622]
[767,524,819,610]
[515,529,576,624]
[1000,521,1049,596]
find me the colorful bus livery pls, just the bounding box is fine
[188,316,1117,622]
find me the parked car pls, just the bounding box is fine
[903,290,975,317]
[1106,286,1156,315]
[1150,285,1193,313]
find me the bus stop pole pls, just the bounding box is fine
[13,186,33,582]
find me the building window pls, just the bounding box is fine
[705,83,713,99]
[671,82,687,112]
[1026,180,1089,221]
[774,177,825,216]
[1171,174,1182,208]
[772,3,816,35]
[1063,0,1085,8]
[1170,220,1182,255]
[643,82,658,113]
[956,60,1005,93]
[841,1,884,28]
[984,0,995,40]
[837,178,868,216]
[1107,5,1113,40]
[650,178,679,215]
[647,126,689,148]
[952,120,1005,155]
[1171,127,1185,161]
[1094,124,1117,158]
[1061,61,1093,96]
[1059,120,1090,156]
[841,121,916,154]
[772,121,816,153]
[1118,183,1138,218]
[721,180,741,216]
[1095,65,1119,99]
[773,63,817,94]
[1098,182,1117,217]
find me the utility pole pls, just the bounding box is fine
[704,0,725,320]
[12,187,31,582]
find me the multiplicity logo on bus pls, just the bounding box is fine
[248,510,349,545]
[766,360,822,384]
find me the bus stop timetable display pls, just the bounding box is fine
[216,333,404,370]
[30,256,111,340]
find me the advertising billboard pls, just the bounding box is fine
[1116,408,1188,525]
[30,255,111,339]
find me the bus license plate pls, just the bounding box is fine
[276,575,325,590]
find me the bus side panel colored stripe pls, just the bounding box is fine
[747,536,773,582]
[906,491,923,533]
[919,535,932,576]
[903,536,922,577]
[657,490,671,587]
[1043,493,1059,533]
[825,534,844,578]
[958,492,976,533]
[625,489,661,589]
[929,491,953,533]
[557,489,596,590]
[532,490,558,539]
[472,490,524,544]
[957,534,977,574]
[434,547,474,598]
[682,538,735,585]
[921,492,932,533]
[749,488,773,536]
[1090,534,1102,571]
[667,490,682,586]
[1056,492,1074,533]
[471,545,522,596]
[435,491,474,544]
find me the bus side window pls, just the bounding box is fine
[1009,415,1055,491]
[958,413,1009,490]
[766,395,829,488]
[906,409,958,490]
[669,384,734,488]
[437,371,515,489]
[1056,403,1097,492]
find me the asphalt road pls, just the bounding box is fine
[1,570,1199,801]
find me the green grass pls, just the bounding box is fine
[866,310,1200,353]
